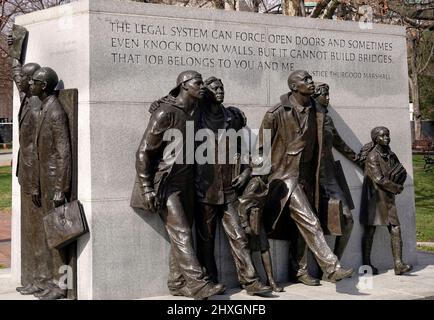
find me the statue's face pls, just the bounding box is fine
[290,71,315,95]
[18,72,32,93]
[29,77,45,97]
[316,88,330,107]
[183,77,205,99]
[207,80,224,104]
[376,129,391,146]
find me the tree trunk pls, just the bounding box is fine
[410,36,422,140]
[282,0,298,16]
[213,0,226,9]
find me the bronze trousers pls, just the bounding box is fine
[288,184,339,276]
[195,201,260,286]
[160,189,212,296]
[20,192,50,286]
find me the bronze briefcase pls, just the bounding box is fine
[43,200,88,250]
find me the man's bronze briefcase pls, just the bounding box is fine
[43,200,88,250]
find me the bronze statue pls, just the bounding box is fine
[313,83,358,263]
[8,33,45,295]
[131,70,225,300]
[359,126,412,275]
[257,70,353,285]
[29,67,72,300]
[194,77,272,296]
[238,176,283,292]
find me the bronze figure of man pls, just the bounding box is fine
[8,35,44,295]
[314,83,359,262]
[257,70,353,285]
[359,126,412,275]
[194,77,272,296]
[132,70,225,300]
[30,67,72,300]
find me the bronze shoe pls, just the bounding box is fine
[270,283,284,292]
[38,289,66,300]
[16,284,33,293]
[34,289,50,298]
[394,263,412,275]
[326,267,354,283]
[296,274,320,286]
[19,285,42,295]
[194,283,226,300]
[245,281,272,296]
[169,286,192,297]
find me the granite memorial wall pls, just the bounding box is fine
[11,0,416,299]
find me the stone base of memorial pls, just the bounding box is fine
[11,0,417,299]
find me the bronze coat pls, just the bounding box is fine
[131,99,195,208]
[32,95,71,199]
[195,104,247,205]
[17,96,40,194]
[359,145,406,226]
[258,93,325,237]
[319,113,357,235]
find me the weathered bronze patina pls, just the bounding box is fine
[194,77,272,296]
[359,126,411,275]
[257,70,353,284]
[29,67,72,300]
[8,31,44,294]
[314,83,358,261]
[131,70,226,300]
[238,176,284,292]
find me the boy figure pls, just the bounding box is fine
[194,76,271,296]
[238,176,284,292]
[132,70,225,300]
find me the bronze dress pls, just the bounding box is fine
[359,145,406,226]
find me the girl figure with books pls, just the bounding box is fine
[359,126,412,276]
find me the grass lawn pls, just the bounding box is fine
[0,166,12,211]
[413,155,434,242]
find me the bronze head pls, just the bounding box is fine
[371,126,390,146]
[30,67,58,97]
[169,70,204,98]
[204,76,224,104]
[287,70,315,95]
[19,63,41,94]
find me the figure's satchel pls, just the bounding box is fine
[43,200,88,250]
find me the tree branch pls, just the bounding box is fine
[309,0,331,18]
[418,42,434,75]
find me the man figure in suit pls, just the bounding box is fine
[30,67,71,300]
[10,58,44,294]
[8,31,49,295]
[257,70,353,285]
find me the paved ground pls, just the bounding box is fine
[0,251,433,300]
[0,152,12,167]
[144,251,434,300]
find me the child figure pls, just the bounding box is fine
[359,126,412,275]
[238,176,284,292]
